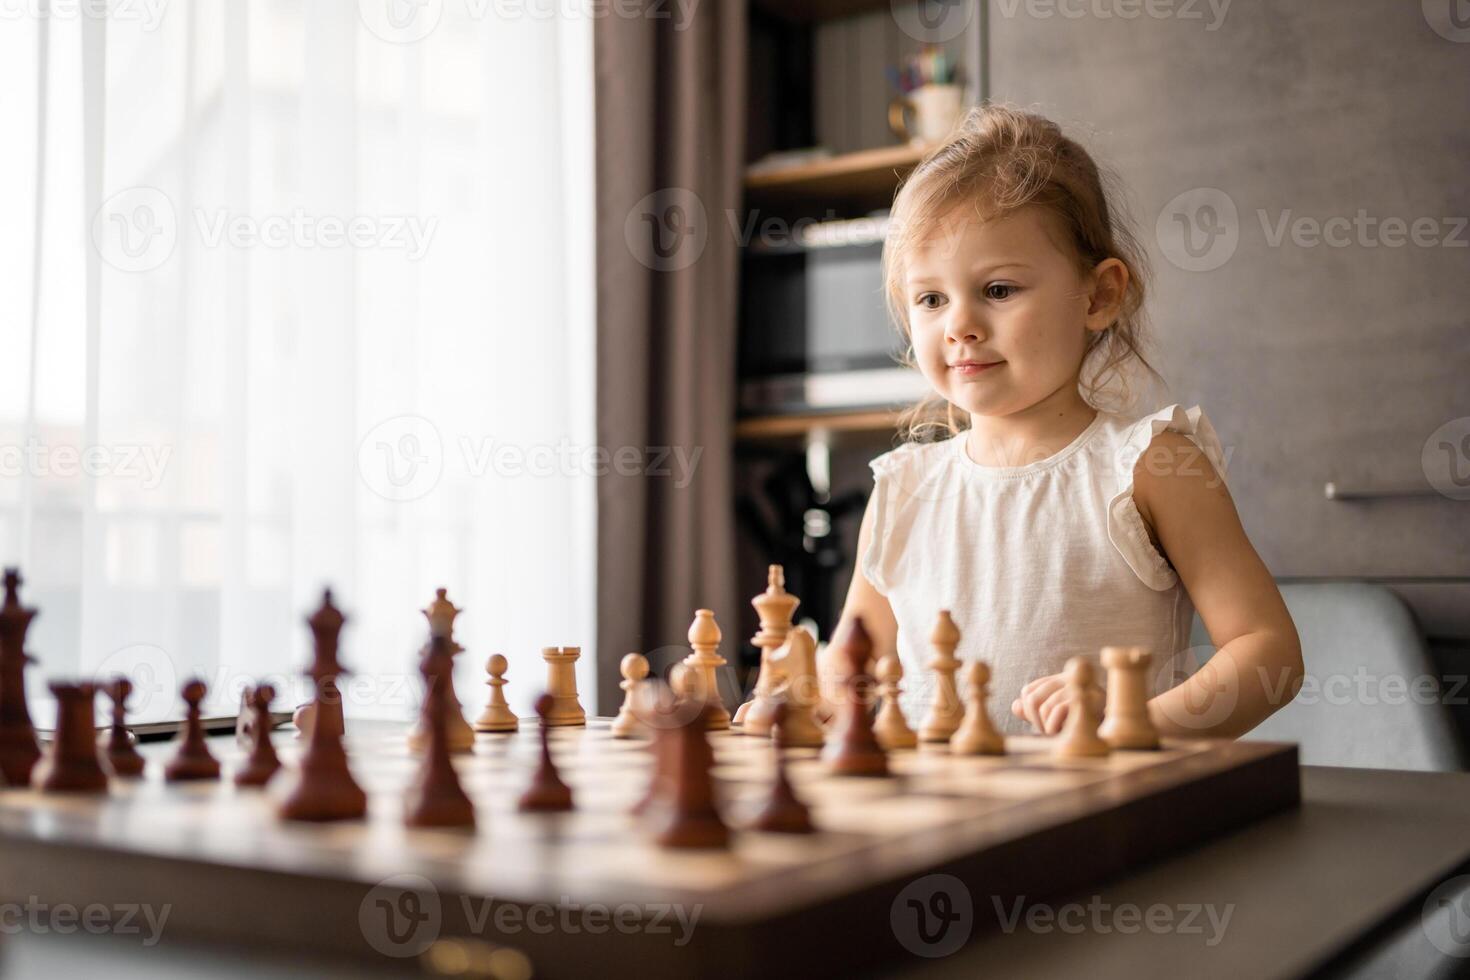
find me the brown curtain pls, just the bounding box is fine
[593,1,748,709]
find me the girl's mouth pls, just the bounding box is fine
[950,360,1005,377]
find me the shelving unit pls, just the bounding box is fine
[750,0,892,22]
[736,141,927,441]
[734,408,901,441]
[744,142,930,211]
[733,0,981,651]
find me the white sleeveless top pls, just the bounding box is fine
[862,404,1227,735]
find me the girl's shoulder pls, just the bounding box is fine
[1092,403,1229,488]
[1100,403,1228,590]
[867,437,962,494]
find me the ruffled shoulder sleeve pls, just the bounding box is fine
[861,439,955,595]
[1105,404,1228,591]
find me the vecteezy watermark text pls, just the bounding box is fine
[0,439,171,490]
[357,0,701,45]
[0,897,170,946]
[1157,187,1468,272]
[0,0,168,30]
[91,186,438,273]
[194,209,436,260]
[359,875,701,959]
[992,0,1232,30]
[994,896,1233,945]
[357,415,704,503]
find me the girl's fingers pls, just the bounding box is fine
[1020,677,1062,732]
[1040,687,1070,734]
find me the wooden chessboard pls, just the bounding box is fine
[0,719,1299,978]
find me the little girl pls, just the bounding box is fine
[837,104,1303,738]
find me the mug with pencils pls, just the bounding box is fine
[888,83,965,145]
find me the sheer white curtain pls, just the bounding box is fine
[0,1,597,723]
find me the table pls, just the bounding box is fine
[2,762,1468,978]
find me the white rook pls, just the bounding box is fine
[541,646,586,727]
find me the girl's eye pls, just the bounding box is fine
[916,293,945,310]
[985,282,1018,301]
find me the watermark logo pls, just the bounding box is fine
[1423,417,1470,501]
[89,643,178,716]
[0,0,169,31]
[92,187,437,272]
[358,0,700,42]
[1156,187,1239,272]
[1159,189,1466,271]
[358,415,445,503]
[891,873,973,958]
[624,188,708,272]
[1423,0,1470,42]
[361,874,442,958]
[92,186,178,273]
[359,876,703,957]
[1423,875,1470,957]
[992,0,1232,30]
[0,439,172,489]
[1276,666,1459,709]
[995,895,1233,944]
[193,208,437,259]
[357,420,702,502]
[891,0,973,43]
[358,0,444,44]
[1258,209,1467,250]
[0,897,170,945]
[1151,645,1239,732]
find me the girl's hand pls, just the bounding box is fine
[1012,672,1104,735]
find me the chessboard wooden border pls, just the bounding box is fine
[0,732,1299,979]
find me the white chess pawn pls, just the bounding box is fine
[473,653,519,733]
[951,660,1006,755]
[610,653,649,738]
[292,701,315,741]
[1054,657,1110,759]
[873,655,917,750]
[1098,646,1161,750]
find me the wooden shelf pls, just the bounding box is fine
[750,0,892,22]
[745,142,931,210]
[735,409,902,441]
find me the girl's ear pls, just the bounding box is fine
[1085,258,1129,333]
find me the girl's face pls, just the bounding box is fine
[903,204,1121,420]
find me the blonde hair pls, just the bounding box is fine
[883,103,1159,440]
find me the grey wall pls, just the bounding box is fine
[984,0,1470,632]
[813,6,981,155]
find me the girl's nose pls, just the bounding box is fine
[944,303,985,345]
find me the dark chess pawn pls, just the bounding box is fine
[103,677,146,778]
[234,684,283,788]
[165,679,221,782]
[518,693,573,813]
[751,701,814,834]
[405,635,475,828]
[629,678,677,817]
[652,701,730,849]
[34,683,109,794]
[821,617,889,777]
